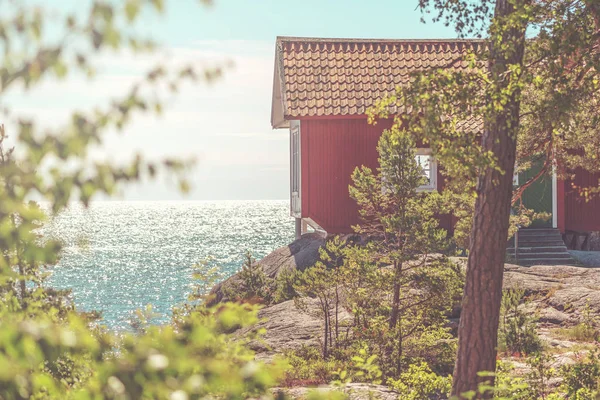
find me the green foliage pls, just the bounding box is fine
[0,2,297,399]
[498,288,542,356]
[559,350,600,399]
[484,361,533,400]
[345,347,383,385]
[569,324,599,342]
[224,251,274,304]
[294,238,347,359]
[272,268,302,304]
[524,352,558,400]
[390,0,600,395]
[0,302,283,400]
[280,345,345,387]
[559,302,600,342]
[187,257,227,303]
[348,127,463,378]
[293,238,463,378]
[281,345,384,388]
[86,303,284,399]
[222,251,304,307]
[350,128,449,259]
[387,362,451,400]
[557,320,600,343]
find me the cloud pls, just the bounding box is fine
[4,39,286,200]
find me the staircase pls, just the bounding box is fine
[507,228,575,266]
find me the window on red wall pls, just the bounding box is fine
[416,149,438,191]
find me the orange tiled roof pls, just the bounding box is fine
[271,37,484,128]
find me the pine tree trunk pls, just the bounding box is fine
[396,316,403,374]
[389,260,401,329]
[451,0,527,397]
[323,298,330,359]
[335,289,339,347]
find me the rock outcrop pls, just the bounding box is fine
[208,233,325,305]
[237,297,351,360]
[504,263,600,326]
[237,263,600,361]
[209,246,600,397]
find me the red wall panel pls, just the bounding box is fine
[565,169,600,232]
[300,118,454,234]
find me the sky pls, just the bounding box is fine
[10,0,460,201]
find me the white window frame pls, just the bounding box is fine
[415,148,438,192]
[289,120,301,218]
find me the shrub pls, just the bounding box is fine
[224,251,275,304]
[498,288,542,356]
[524,352,557,400]
[559,351,600,399]
[272,268,302,304]
[468,361,532,400]
[279,346,344,387]
[387,362,451,400]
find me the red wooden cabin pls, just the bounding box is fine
[270,37,600,241]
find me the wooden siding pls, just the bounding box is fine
[564,168,600,232]
[300,118,453,234]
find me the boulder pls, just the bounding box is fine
[259,232,326,278]
[238,297,351,361]
[208,233,325,305]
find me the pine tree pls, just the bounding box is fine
[350,127,449,374]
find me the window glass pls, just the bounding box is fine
[416,154,433,186]
[415,150,437,191]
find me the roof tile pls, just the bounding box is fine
[274,37,483,122]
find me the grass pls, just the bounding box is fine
[543,285,564,300]
[553,323,599,343]
[545,341,597,355]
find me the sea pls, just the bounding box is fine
[42,200,295,330]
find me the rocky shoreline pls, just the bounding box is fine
[210,234,600,398]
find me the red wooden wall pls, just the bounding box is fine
[298,118,599,235]
[300,117,452,234]
[564,168,600,232]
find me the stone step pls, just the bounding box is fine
[519,259,575,266]
[515,253,574,259]
[507,246,568,254]
[519,235,562,242]
[509,228,574,266]
[517,240,567,247]
[519,228,561,233]
[517,235,564,241]
[518,228,562,234]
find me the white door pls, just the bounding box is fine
[290,120,301,217]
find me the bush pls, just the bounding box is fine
[387,362,451,400]
[272,268,302,304]
[224,251,275,304]
[279,346,344,387]
[560,351,600,399]
[476,361,532,400]
[498,288,542,356]
[523,352,558,399]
